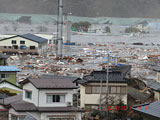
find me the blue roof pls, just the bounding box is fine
[19,34,48,43]
[0,66,19,72]
[132,100,160,118]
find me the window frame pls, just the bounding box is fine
[20,41,25,44]
[46,94,65,103]
[11,40,17,44]
[30,46,36,50]
[25,90,32,99]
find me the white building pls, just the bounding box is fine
[0,75,83,120]
[74,70,128,111]
[0,34,48,56]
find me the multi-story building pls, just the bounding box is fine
[0,75,84,120]
[75,70,128,111]
[0,34,48,56]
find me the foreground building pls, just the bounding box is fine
[0,75,84,120]
[0,34,48,56]
[75,70,128,111]
[132,100,160,120]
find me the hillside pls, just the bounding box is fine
[1,0,160,18]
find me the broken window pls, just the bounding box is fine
[30,46,35,50]
[13,45,18,49]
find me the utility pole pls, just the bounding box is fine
[57,0,63,57]
[106,45,110,120]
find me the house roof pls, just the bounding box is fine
[0,80,22,90]
[0,94,22,105]
[0,54,8,59]
[146,81,160,91]
[75,70,127,84]
[20,75,78,89]
[19,34,48,43]
[11,101,37,112]
[128,86,150,101]
[0,66,19,72]
[132,100,160,118]
[11,101,84,112]
[0,34,48,43]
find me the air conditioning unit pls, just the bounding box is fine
[67,102,72,107]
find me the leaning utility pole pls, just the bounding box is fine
[57,0,63,57]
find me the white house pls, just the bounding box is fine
[74,70,128,111]
[0,75,83,120]
[0,34,48,56]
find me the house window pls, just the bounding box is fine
[120,86,127,94]
[30,46,35,50]
[85,86,92,94]
[12,40,16,44]
[13,45,18,49]
[47,95,65,103]
[8,46,11,49]
[20,41,25,44]
[25,90,32,99]
[111,86,117,94]
[18,116,26,120]
[11,115,17,120]
[0,74,10,79]
[4,46,7,49]
[20,45,26,50]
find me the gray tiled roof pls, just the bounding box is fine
[76,71,126,84]
[0,94,22,105]
[21,75,78,89]
[11,101,37,112]
[11,100,84,112]
[132,100,160,118]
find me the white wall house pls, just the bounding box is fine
[75,70,128,111]
[0,34,48,56]
[6,75,83,120]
